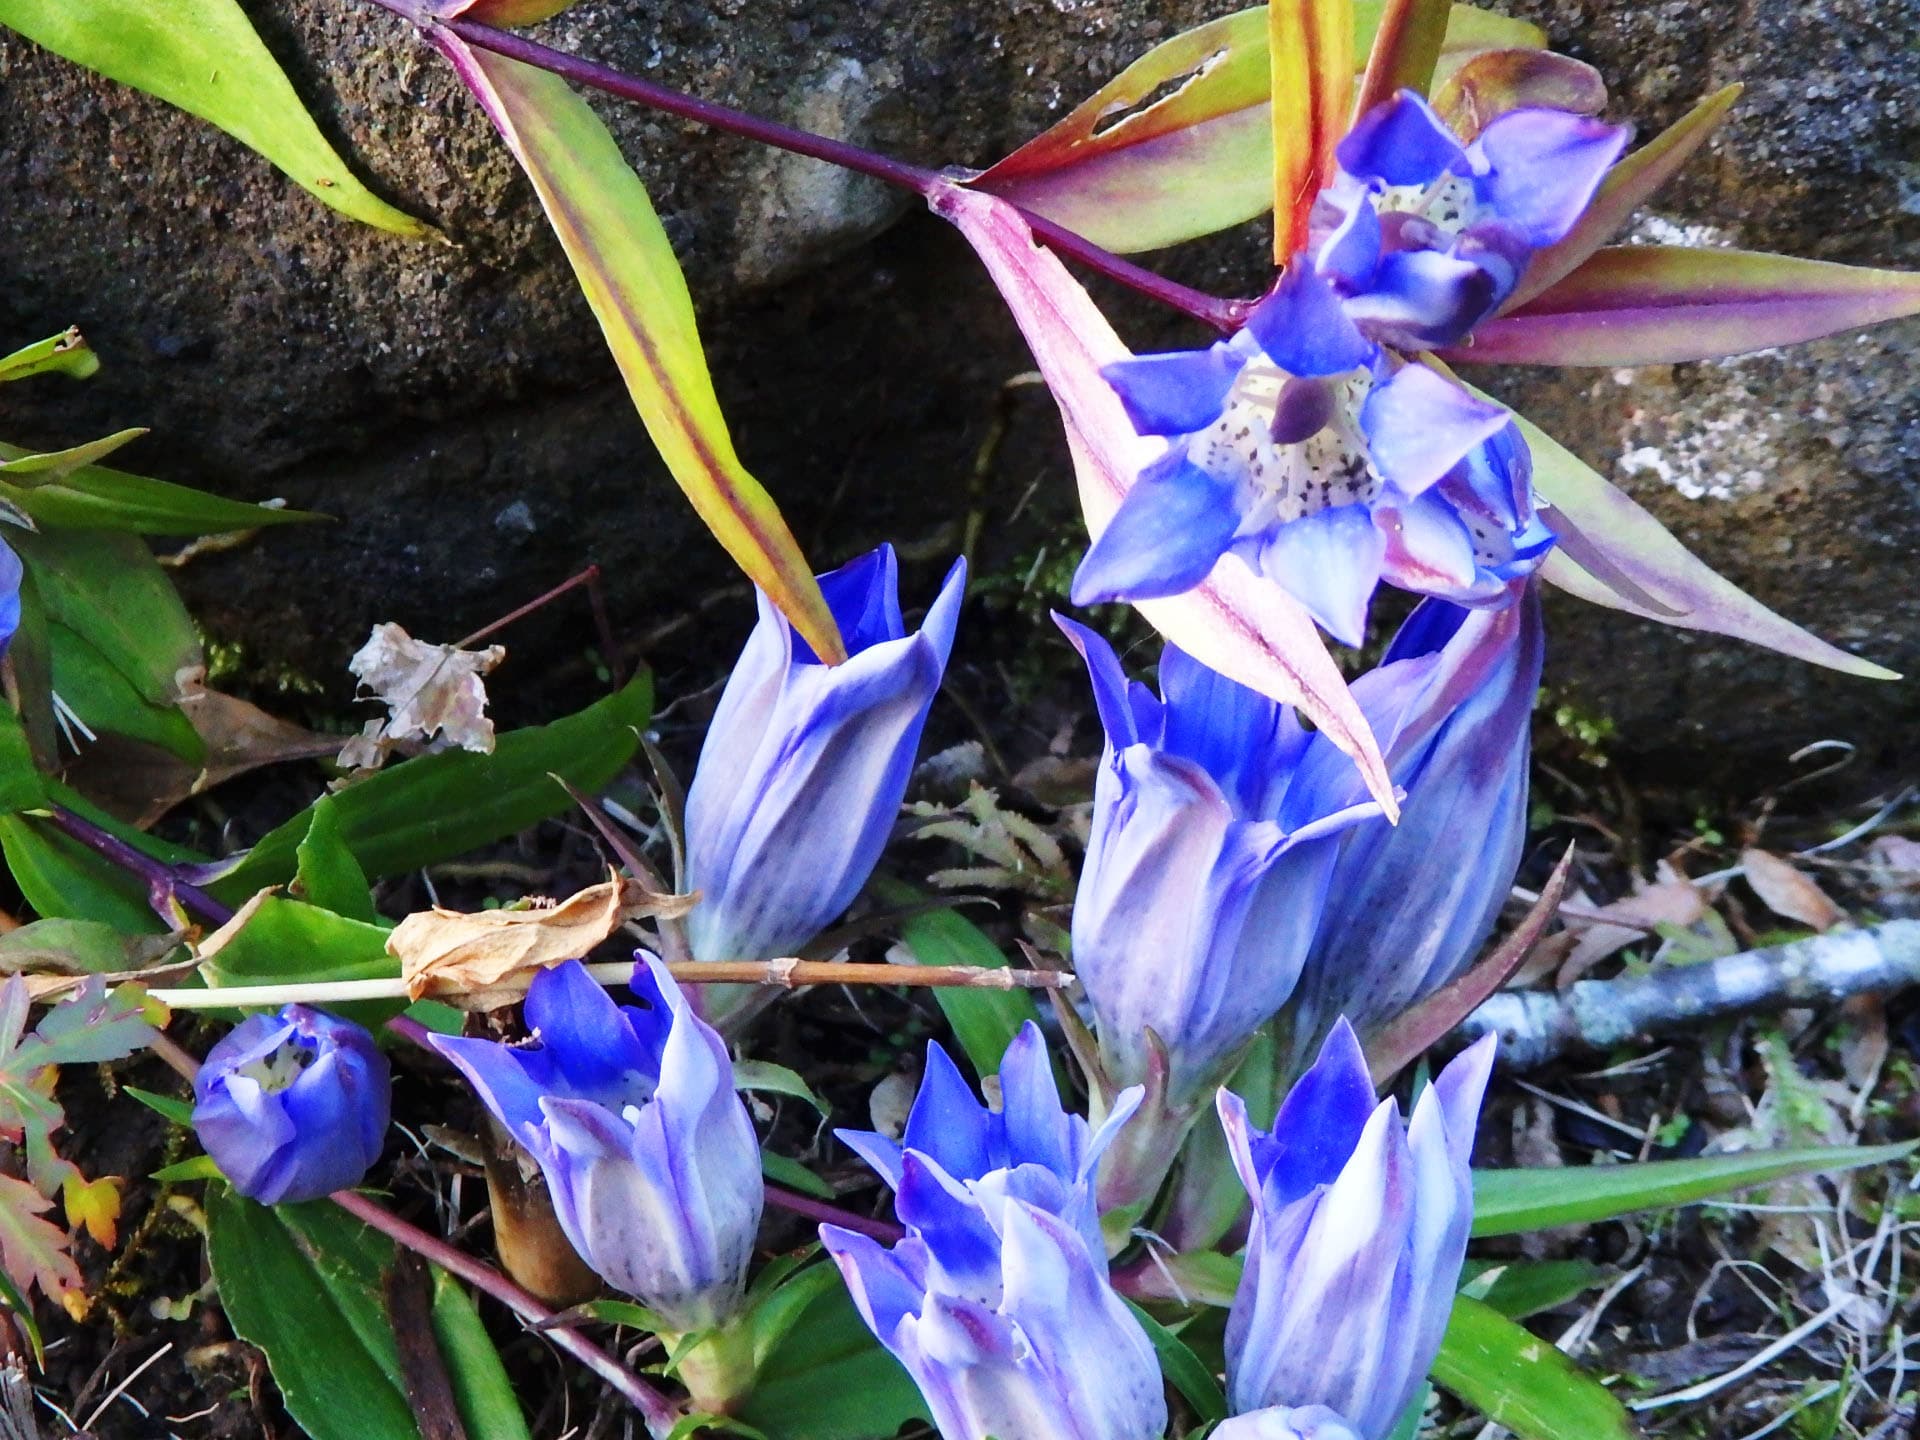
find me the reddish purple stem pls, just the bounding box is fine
[362,0,1242,332]
[763,1183,903,1244]
[44,806,235,926]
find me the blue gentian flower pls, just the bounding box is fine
[0,537,21,655]
[683,545,965,1015]
[193,1005,390,1205]
[429,957,762,1332]
[1214,1408,1363,1440]
[1058,615,1381,1110]
[1219,1021,1496,1438]
[1287,585,1544,1066]
[822,1028,1165,1440]
[834,1022,1142,1274]
[1076,92,1625,644]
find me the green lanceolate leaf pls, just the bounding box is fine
[0,441,318,535]
[733,1059,831,1118]
[210,673,652,901]
[293,796,379,923]
[204,1191,424,1440]
[872,880,1040,1083]
[1472,1141,1916,1237]
[0,429,145,483]
[0,702,43,817]
[1461,1259,1609,1320]
[8,529,200,709]
[761,1151,837,1201]
[0,812,160,933]
[46,619,203,761]
[735,1268,931,1440]
[1431,1294,1636,1440]
[429,1270,535,1440]
[0,0,429,236]
[198,895,396,990]
[430,38,846,664]
[0,329,99,385]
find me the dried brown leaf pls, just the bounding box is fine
[1555,875,1706,989]
[390,875,697,1005]
[1740,849,1844,933]
[348,623,505,757]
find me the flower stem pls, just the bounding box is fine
[148,1029,684,1436]
[43,806,234,927]
[366,0,1242,331]
[762,1183,902,1245]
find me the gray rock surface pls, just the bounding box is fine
[0,0,1915,768]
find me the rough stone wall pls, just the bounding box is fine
[0,0,1915,765]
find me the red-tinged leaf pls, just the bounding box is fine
[0,1172,81,1305]
[1354,0,1451,116]
[967,9,1275,254]
[965,4,1544,254]
[1501,403,1900,679]
[433,37,847,664]
[439,0,576,22]
[1430,48,1606,142]
[1507,85,1743,311]
[1271,0,1354,260]
[930,182,1397,817]
[1457,244,1920,366]
[1365,842,1573,1084]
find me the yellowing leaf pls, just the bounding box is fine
[389,875,696,1005]
[0,1173,80,1305]
[0,0,430,237]
[62,1174,120,1249]
[433,36,846,664]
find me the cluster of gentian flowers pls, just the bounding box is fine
[1079,91,1625,645]
[189,509,1527,1437]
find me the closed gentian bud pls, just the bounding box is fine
[193,1006,390,1205]
[683,545,965,1019]
[429,956,762,1333]
[1220,1021,1495,1438]
[1286,584,1543,1068]
[0,536,21,655]
[1057,615,1381,1110]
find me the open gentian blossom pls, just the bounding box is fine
[1287,584,1544,1067]
[683,543,965,1022]
[1075,91,1627,644]
[834,1022,1142,1270]
[1058,614,1380,1112]
[1220,1021,1496,1439]
[822,1027,1164,1440]
[1212,1408,1363,1440]
[192,1005,390,1206]
[429,956,762,1333]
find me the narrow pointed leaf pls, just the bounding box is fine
[1271,0,1354,259]
[1506,85,1743,310]
[434,37,846,663]
[0,329,98,385]
[932,181,1396,816]
[441,0,578,22]
[1460,244,1920,366]
[0,430,146,484]
[0,442,318,535]
[966,4,1543,254]
[1472,1141,1916,1236]
[1431,1295,1636,1440]
[1488,394,1897,679]
[0,0,430,237]
[1354,0,1451,117]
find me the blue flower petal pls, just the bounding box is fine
[902,1041,993,1179]
[1071,455,1239,604]
[1245,264,1376,378]
[1101,344,1242,436]
[1337,90,1469,187]
[1157,644,1294,818]
[1341,248,1501,349]
[524,960,651,1101]
[1360,366,1510,497]
[0,539,21,656]
[1261,505,1386,648]
[1314,190,1383,290]
[1052,614,1157,750]
[1471,108,1629,247]
[804,544,905,661]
